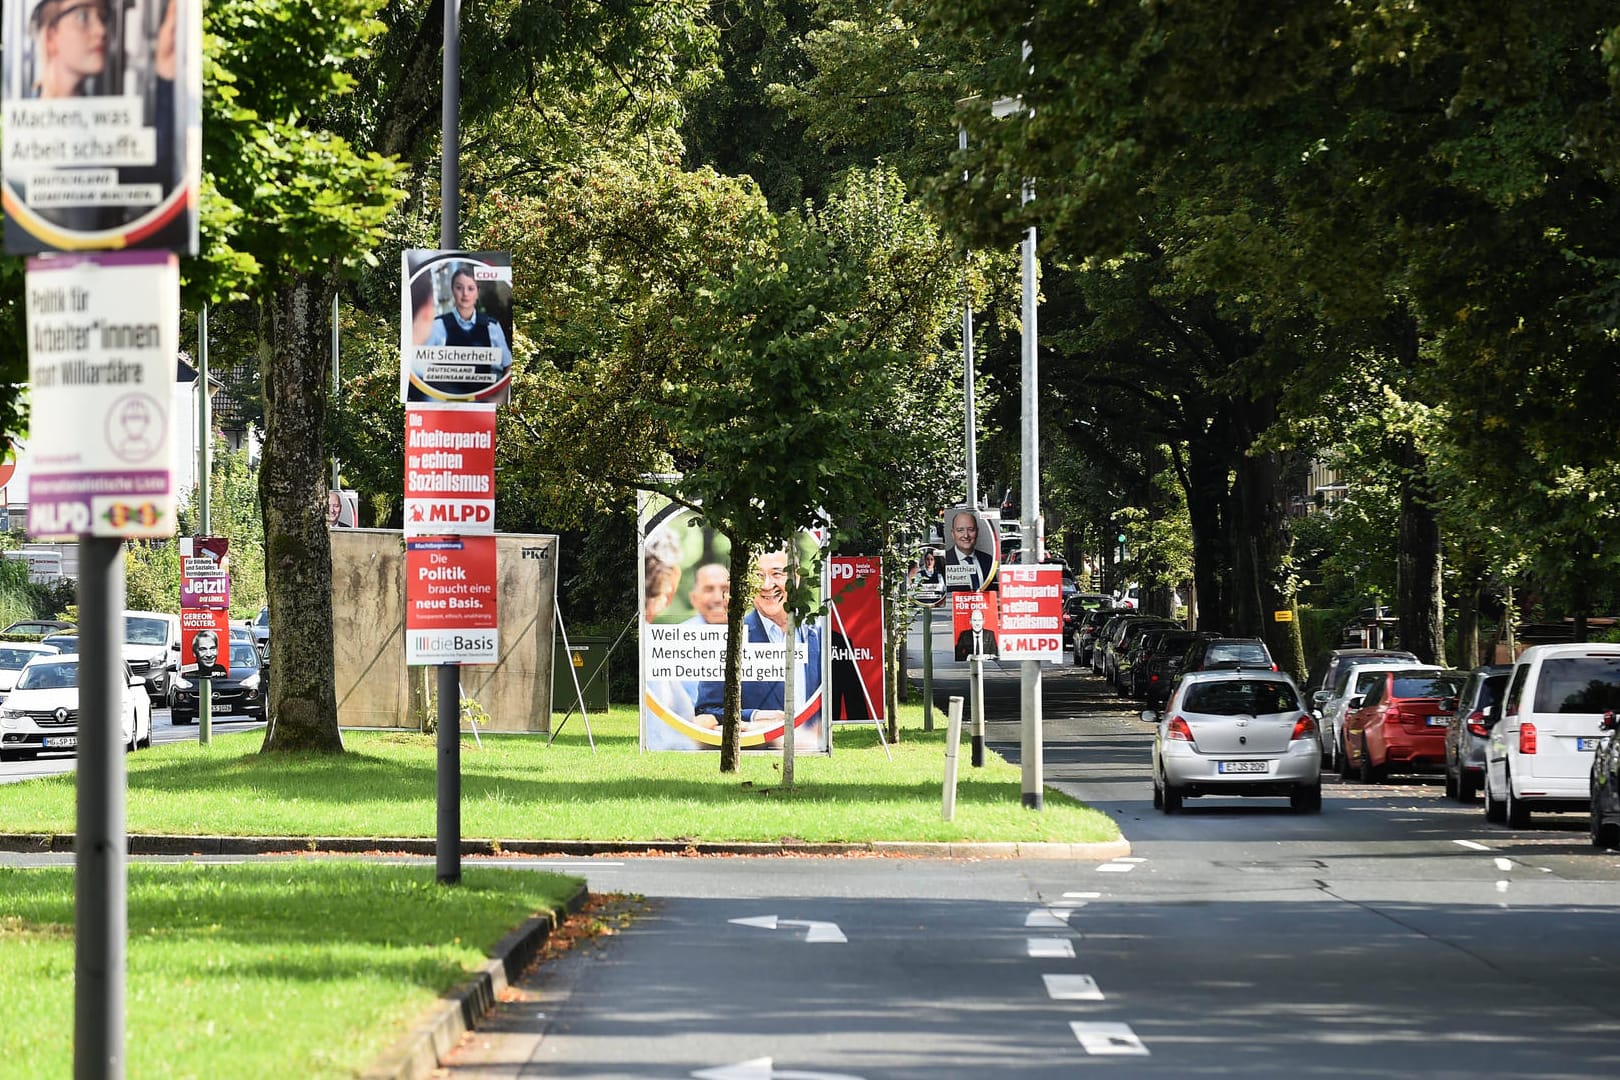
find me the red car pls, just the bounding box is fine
[1342,670,1464,782]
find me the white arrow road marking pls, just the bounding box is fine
[728,916,847,943]
[1043,974,1103,1001]
[692,1057,867,1080]
[1027,937,1074,958]
[1025,907,1074,927]
[1070,1022,1149,1056]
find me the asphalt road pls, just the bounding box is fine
[0,705,265,784]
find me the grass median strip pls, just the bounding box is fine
[0,861,581,1079]
[0,705,1118,844]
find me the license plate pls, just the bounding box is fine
[1427,716,1448,726]
[1578,737,1603,751]
[42,736,77,749]
[1218,760,1268,774]
[214,704,233,714]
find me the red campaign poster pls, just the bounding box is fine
[404,404,496,535]
[829,556,886,724]
[180,609,232,678]
[951,591,1000,662]
[406,535,498,664]
[180,536,230,611]
[999,565,1065,662]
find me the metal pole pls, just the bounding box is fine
[331,292,341,492]
[197,305,212,746]
[942,695,963,821]
[436,0,463,886]
[75,537,126,1079]
[922,603,934,731]
[1019,189,1043,810]
[971,653,985,769]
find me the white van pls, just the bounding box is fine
[122,611,182,708]
[1484,643,1620,827]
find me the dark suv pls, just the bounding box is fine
[1135,629,1207,705]
[1443,664,1512,802]
[1181,637,1276,675]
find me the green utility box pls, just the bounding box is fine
[553,636,610,713]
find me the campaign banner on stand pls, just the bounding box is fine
[638,490,829,754]
[828,555,885,724]
[179,535,228,609]
[998,564,1064,662]
[405,535,498,664]
[951,590,1000,662]
[2,0,203,255]
[404,403,495,535]
[24,250,176,540]
[180,607,230,678]
[400,250,514,405]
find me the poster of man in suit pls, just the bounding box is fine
[942,505,999,592]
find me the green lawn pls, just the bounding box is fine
[0,705,1119,844]
[0,862,581,1078]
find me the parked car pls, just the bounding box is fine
[0,654,152,760]
[1342,669,1465,783]
[1443,664,1513,802]
[251,606,270,660]
[1589,710,1620,848]
[0,641,62,703]
[1107,617,1178,688]
[40,631,79,653]
[1074,609,1115,667]
[1091,613,1138,675]
[172,642,267,725]
[1062,594,1115,643]
[1180,637,1277,676]
[1137,630,1207,706]
[1317,661,1442,775]
[1304,647,1420,704]
[2,619,73,637]
[122,610,182,708]
[1124,626,1186,699]
[1147,669,1322,813]
[1484,643,1620,827]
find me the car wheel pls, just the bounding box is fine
[1456,770,1477,803]
[1358,736,1383,784]
[1162,773,1182,814]
[1591,788,1620,849]
[1291,784,1323,814]
[1152,778,1164,810]
[1338,735,1356,780]
[172,711,194,726]
[1484,770,1507,823]
[1505,770,1531,828]
[1444,765,1459,801]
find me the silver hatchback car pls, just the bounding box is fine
[1146,670,1322,813]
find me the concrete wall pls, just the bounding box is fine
[331,529,557,731]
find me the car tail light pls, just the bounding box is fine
[1271,662,1279,671]
[1150,674,1159,685]
[1519,723,1537,755]
[1465,710,1488,738]
[1167,716,1195,743]
[1291,714,1317,741]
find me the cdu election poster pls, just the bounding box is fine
[400,249,515,405]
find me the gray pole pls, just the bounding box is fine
[1018,186,1043,810]
[921,602,933,731]
[331,292,341,492]
[198,305,212,746]
[958,125,984,762]
[75,537,126,1079]
[436,0,463,886]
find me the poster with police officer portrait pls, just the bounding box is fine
[399,249,515,405]
[2,0,202,255]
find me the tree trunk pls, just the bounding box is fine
[1184,433,1229,634]
[718,540,751,772]
[1455,580,1482,670]
[1396,448,1446,665]
[781,605,796,787]
[259,273,343,753]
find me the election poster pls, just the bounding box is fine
[828,555,885,725]
[179,608,229,678]
[951,590,1000,662]
[404,403,495,535]
[2,0,202,255]
[25,250,176,540]
[941,505,1000,592]
[638,490,829,754]
[405,535,498,665]
[998,564,1064,662]
[400,249,515,405]
[178,535,228,677]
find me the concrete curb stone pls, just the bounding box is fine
[0,832,1131,860]
[360,881,590,1080]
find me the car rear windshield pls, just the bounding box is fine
[1532,656,1620,713]
[1206,643,1270,666]
[124,617,169,646]
[1393,676,1462,699]
[1183,680,1300,716]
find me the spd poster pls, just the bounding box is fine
[828,555,885,724]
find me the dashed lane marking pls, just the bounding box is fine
[1025,908,1074,928]
[1453,839,1491,851]
[1070,1022,1149,1056]
[1027,937,1075,958]
[1043,974,1103,1001]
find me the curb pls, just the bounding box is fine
[360,881,590,1080]
[0,833,1131,861]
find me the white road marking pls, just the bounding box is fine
[1493,857,1514,872]
[1027,937,1075,958]
[1097,863,1136,873]
[1070,1022,1149,1055]
[1062,891,1101,899]
[1025,908,1074,927]
[1043,973,1103,1001]
[1113,857,1146,863]
[692,1059,867,1080]
[1452,839,1491,851]
[729,916,847,943]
